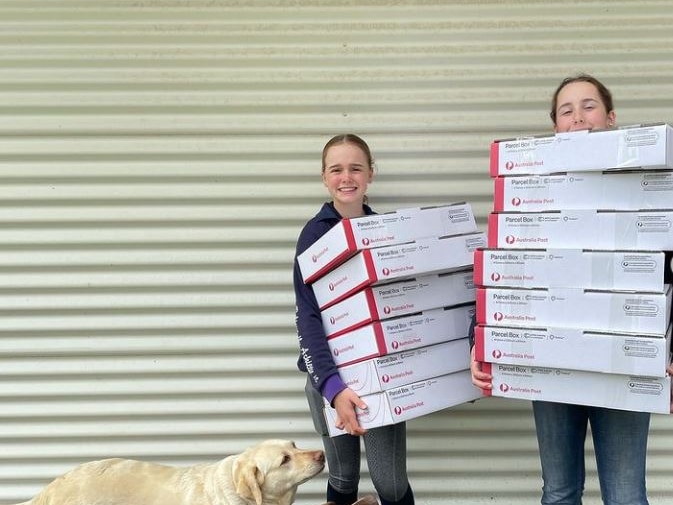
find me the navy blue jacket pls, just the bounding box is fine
[293,202,375,404]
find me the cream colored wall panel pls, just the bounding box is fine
[0,270,291,289]
[0,291,290,309]
[0,436,321,460]
[0,375,301,396]
[0,355,294,374]
[0,227,298,244]
[0,312,293,331]
[0,396,308,417]
[0,247,292,265]
[0,333,293,353]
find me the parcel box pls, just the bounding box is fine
[324,369,481,436]
[328,304,474,367]
[313,232,485,309]
[483,362,671,414]
[475,324,671,377]
[297,202,477,284]
[488,210,673,251]
[321,269,475,338]
[490,123,673,177]
[474,248,665,292]
[476,285,672,336]
[336,338,471,397]
[493,170,673,212]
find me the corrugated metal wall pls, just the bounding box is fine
[1,1,672,504]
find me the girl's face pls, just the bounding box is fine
[553,81,616,133]
[322,142,373,216]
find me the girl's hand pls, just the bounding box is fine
[333,388,368,436]
[470,346,492,392]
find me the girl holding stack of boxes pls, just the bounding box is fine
[471,74,673,505]
[293,134,415,505]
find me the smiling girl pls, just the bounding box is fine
[293,134,415,505]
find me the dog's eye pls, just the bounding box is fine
[281,454,291,465]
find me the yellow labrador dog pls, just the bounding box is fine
[15,439,325,505]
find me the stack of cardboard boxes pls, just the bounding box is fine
[297,203,486,435]
[474,123,673,414]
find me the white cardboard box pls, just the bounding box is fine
[488,209,673,250]
[297,202,477,284]
[474,248,665,292]
[476,285,672,336]
[321,269,475,338]
[324,369,481,436]
[336,338,471,396]
[490,123,673,177]
[493,171,673,212]
[483,362,671,414]
[328,304,475,367]
[475,324,671,377]
[313,232,486,309]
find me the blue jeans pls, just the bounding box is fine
[532,401,650,505]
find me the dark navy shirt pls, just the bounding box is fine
[293,201,375,404]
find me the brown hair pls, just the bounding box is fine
[321,134,374,173]
[550,74,614,124]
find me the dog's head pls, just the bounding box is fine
[232,439,325,505]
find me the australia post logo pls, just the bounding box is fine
[505,161,514,171]
[311,246,329,263]
[490,272,501,282]
[492,349,502,359]
[361,237,370,246]
[499,383,510,393]
[382,267,391,276]
[505,235,516,245]
[511,197,521,207]
[383,306,392,315]
[391,341,399,350]
[493,312,504,322]
[381,374,390,383]
[394,406,403,415]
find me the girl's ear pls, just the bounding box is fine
[607,110,616,127]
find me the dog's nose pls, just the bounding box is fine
[314,451,325,463]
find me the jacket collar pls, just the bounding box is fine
[315,201,375,222]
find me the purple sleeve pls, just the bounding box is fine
[293,223,342,398]
[321,374,348,406]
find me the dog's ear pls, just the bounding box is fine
[233,456,265,505]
